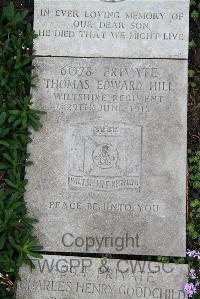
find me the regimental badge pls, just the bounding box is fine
[68,122,142,192]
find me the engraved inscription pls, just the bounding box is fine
[16,256,188,299]
[26,58,187,256]
[41,61,173,116]
[34,0,189,58]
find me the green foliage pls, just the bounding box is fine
[188,69,195,78]
[187,150,200,298]
[188,0,200,108]
[188,151,200,190]
[0,3,44,297]
[187,151,200,248]
[184,2,200,297]
[189,39,197,49]
[191,10,199,20]
[157,256,170,263]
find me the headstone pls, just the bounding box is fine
[34,0,189,58]
[26,57,187,256]
[16,255,188,299]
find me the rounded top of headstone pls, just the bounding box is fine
[100,0,125,2]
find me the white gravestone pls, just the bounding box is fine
[34,0,189,58]
[16,255,188,299]
[25,57,187,256]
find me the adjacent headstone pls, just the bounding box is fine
[16,255,188,299]
[34,0,189,58]
[26,57,187,256]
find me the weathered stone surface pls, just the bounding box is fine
[34,0,189,58]
[16,255,188,299]
[26,57,187,256]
